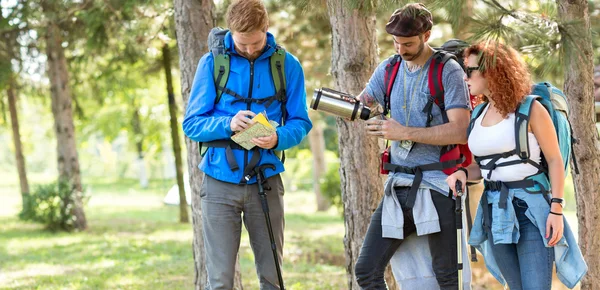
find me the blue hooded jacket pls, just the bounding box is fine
[183,31,312,184]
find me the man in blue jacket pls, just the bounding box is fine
[182,0,311,289]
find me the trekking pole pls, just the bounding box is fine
[465,181,478,262]
[455,180,464,290]
[253,164,285,290]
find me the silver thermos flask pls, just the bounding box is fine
[310,88,373,121]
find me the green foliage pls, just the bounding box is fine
[0,0,23,127]
[428,0,599,85]
[1,0,597,196]
[320,163,342,212]
[19,180,86,232]
[0,60,11,91]
[282,149,316,190]
[282,148,341,195]
[322,115,342,152]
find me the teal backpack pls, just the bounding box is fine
[468,82,579,194]
[199,27,287,173]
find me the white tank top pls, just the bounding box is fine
[468,104,541,181]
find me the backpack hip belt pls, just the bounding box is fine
[480,179,549,235]
[383,154,465,209]
[202,139,274,184]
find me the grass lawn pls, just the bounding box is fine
[0,174,580,289]
[0,175,345,290]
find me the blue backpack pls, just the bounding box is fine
[468,82,579,194]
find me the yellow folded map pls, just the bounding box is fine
[231,112,279,150]
[253,112,273,128]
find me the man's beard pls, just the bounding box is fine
[240,51,262,60]
[401,41,425,61]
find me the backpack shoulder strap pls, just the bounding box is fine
[270,45,287,129]
[270,45,287,163]
[467,102,488,136]
[270,46,286,96]
[203,28,230,157]
[213,52,230,104]
[515,95,539,160]
[424,51,457,127]
[383,55,401,115]
[428,51,456,104]
[208,27,231,104]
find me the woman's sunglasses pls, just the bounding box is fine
[466,66,481,78]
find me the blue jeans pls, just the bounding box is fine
[488,197,554,290]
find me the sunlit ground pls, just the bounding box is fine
[0,173,580,289]
[0,174,345,290]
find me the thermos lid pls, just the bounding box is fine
[359,107,371,120]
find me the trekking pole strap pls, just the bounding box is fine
[464,181,479,262]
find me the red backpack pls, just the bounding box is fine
[381,40,475,175]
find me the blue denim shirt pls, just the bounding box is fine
[469,188,587,288]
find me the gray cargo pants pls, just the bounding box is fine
[201,174,284,290]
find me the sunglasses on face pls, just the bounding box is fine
[466,66,480,78]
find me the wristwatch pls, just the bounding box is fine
[551,197,565,208]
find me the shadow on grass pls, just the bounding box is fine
[0,236,194,289]
[0,205,190,237]
[0,193,348,289]
[0,207,194,289]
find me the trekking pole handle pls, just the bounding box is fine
[455,180,463,197]
[455,180,463,213]
[259,164,276,171]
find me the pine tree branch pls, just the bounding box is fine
[0,26,35,34]
[481,0,558,31]
[52,0,95,26]
[482,0,511,15]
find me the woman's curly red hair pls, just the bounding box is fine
[464,41,531,117]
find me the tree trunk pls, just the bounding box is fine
[308,111,330,211]
[173,0,243,288]
[44,15,87,231]
[131,105,148,188]
[556,1,600,289]
[163,43,189,224]
[7,76,30,204]
[326,1,398,289]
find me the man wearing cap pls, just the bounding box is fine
[354,3,471,289]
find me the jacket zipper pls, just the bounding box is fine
[244,60,255,180]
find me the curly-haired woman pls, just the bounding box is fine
[446,41,587,290]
